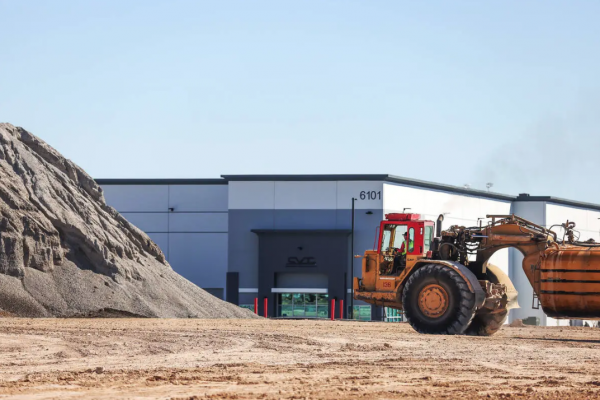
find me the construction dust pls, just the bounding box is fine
[510,319,526,327]
[0,123,254,318]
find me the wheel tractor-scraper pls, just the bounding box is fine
[354,213,600,335]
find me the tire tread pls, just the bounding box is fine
[402,264,476,335]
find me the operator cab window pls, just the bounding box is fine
[380,227,393,252]
[392,225,407,249]
[424,226,433,252]
[408,228,415,253]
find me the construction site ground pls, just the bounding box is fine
[0,318,598,399]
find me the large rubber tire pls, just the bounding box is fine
[402,264,476,335]
[465,310,508,336]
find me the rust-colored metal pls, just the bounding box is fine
[418,284,449,318]
[477,215,600,319]
[524,246,600,318]
[480,280,508,311]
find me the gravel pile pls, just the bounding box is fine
[0,123,255,318]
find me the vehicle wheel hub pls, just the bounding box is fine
[418,284,449,318]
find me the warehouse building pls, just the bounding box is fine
[97,175,600,325]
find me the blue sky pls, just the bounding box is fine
[1,1,599,202]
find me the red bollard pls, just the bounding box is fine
[331,299,336,321]
[264,297,268,318]
[340,299,344,320]
[254,298,258,315]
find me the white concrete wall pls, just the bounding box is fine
[383,182,512,275]
[101,184,229,298]
[383,183,511,227]
[545,204,600,244]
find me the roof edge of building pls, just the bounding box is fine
[515,193,600,212]
[383,175,516,202]
[222,174,390,182]
[95,178,227,185]
[94,175,600,211]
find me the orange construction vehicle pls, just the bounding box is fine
[354,213,600,335]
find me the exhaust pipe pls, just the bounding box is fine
[436,214,444,237]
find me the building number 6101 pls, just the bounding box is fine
[359,191,382,200]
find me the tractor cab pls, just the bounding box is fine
[354,212,518,336]
[377,214,435,275]
[354,213,435,308]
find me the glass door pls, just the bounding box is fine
[277,293,329,318]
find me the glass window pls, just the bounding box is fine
[424,226,433,252]
[292,293,304,317]
[317,294,329,318]
[293,306,305,317]
[280,305,293,317]
[384,307,404,322]
[317,305,328,318]
[304,293,317,317]
[392,225,407,248]
[317,294,328,305]
[280,293,293,305]
[408,228,415,252]
[352,305,372,321]
[292,293,304,305]
[380,228,392,252]
[277,293,330,318]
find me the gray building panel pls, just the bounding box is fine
[204,288,225,300]
[239,293,258,306]
[228,210,275,289]
[121,213,169,233]
[101,183,228,295]
[275,273,328,288]
[168,233,228,290]
[147,233,169,259]
[169,185,229,212]
[274,210,337,229]
[169,213,228,233]
[336,209,384,287]
[102,185,169,212]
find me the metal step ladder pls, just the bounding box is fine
[531,262,541,310]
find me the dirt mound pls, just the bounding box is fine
[0,123,255,318]
[509,319,526,327]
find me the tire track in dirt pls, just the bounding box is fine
[0,319,599,399]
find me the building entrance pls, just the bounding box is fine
[277,293,329,318]
[252,229,350,319]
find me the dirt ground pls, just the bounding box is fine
[0,319,599,399]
